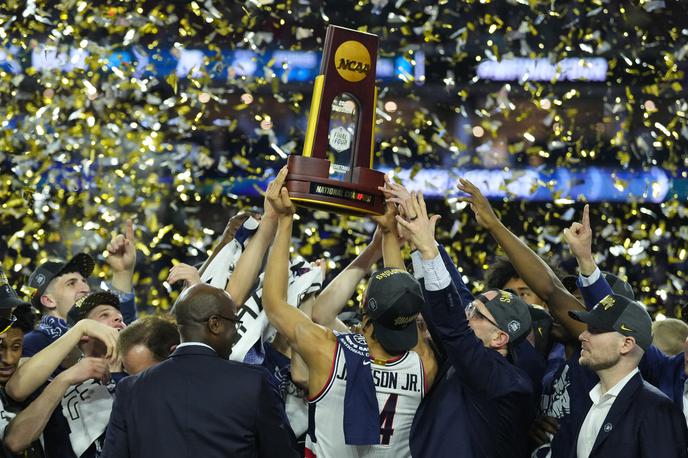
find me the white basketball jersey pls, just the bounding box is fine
[305,340,425,458]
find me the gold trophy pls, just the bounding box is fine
[285,25,386,216]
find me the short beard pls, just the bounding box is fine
[580,352,621,372]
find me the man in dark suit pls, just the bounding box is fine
[102,284,297,458]
[565,293,688,458]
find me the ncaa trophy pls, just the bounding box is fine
[285,25,386,216]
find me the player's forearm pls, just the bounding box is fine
[4,375,70,453]
[110,271,134,293]
[382,231,405,269]
[6,327,81,401]
[487,220,559,301]
[226,215,278,305]
[311,237,381,327]
[263,216,294,326]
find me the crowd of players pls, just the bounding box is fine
[0,169,687,457]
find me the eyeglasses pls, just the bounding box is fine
[0,314,17,338]
[465,301,500,329]
[200,313,240,329]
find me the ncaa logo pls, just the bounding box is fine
[35,273,46,286]
[368,298,378,312]
[603,423,613,433]
[507,320,520,334]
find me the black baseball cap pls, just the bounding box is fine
[66,290,120,327]
[28,253,95,307]
[0,268,30,310]
[476,289,533,345]
[560,271,635,300]
[569,293,652,350]
[365,268,424,354]
[602,272,635,300]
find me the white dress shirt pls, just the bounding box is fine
[578,267,601,287]
[576,368,639,458]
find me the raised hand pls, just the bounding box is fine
[378,174,414,219]
[74,319,120,361]
[370,200,399,235]
[106,219,137,274]
[265,166,295,218]
[456,178,500,231]
[167,263,202,288]
[59,357,111,386]
[394,191,441,259]
[528,415,559,447]
[219,213,252,246]
[563,204,596,275]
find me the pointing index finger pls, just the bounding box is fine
[125,218,134,242]
[582,204,590,230]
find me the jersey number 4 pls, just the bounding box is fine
[379,394,398,445]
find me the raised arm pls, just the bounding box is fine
[6,320,118,401]
[262,167,335,392]
[198,213,251,276]
[457,178,585,337]
[371,198,405,270]
[311,232,382,331]
[107,219,137,294]
[225,192,280,306]
[4,357,109,454]
[562,204,614,307]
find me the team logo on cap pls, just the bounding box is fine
[507,320,521,334]
[74,296,88,309]
[499,292,512,303]
[393,315,416,326]
[0,272,8,286]
[368,298,378,312]
[34,273,46,286]
[598,295,616,310]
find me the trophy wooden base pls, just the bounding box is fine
[285,155,385,216]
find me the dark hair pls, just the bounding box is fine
[12,304,37,334]
[485,257,520,289]
[118,316,180,362]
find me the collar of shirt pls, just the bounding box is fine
[589,367,639,405]
[176,342,216,353]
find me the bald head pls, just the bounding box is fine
[173,284,239,359]
[174,284,237,324]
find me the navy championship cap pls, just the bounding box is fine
[365,268,424,354]
[569,293,652,350]
[66,290,120,327]
[28,253,95,307]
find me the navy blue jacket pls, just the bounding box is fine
[410,256,534,458]
[101,345,297,458]
[563,372,688,458]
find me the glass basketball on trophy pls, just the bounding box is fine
[285,25,386,216]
